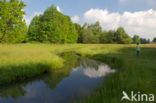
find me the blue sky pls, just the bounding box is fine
[24,0,155,19]
[24,0,156,39]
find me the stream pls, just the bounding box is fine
[0,53,115,103]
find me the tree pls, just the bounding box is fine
[82,29,97,43]
[140,38,150,44]
[74,23,83,43]
[88,21,102,43]
[27,6,78,43]
[100,30,116,43]
[0,0,27,43]
[132,35,140,44]
[27,16,41,41]
[114,27,132,44]
[152,37,156,42]
[80,24,132,44]
[81,22,103,43]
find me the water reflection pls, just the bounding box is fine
[0,53,115,103]
[83,64,115,78]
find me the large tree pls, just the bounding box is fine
[152,37,156,43]
[132,35,140,44]
[100,30,116,43]
[81,22,103,43]
[27,6,78,43]
[0,0,27,43]
[82,29,96,43]
[74,23,83,43]
[27,16,41,41]
[114,27,132,44]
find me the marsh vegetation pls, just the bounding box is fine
[0,44,156,103]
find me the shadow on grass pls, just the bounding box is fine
[0,63,52,86]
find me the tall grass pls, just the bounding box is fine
[0,43,155,103]
[75,44,156,103]
[0,43,83,86]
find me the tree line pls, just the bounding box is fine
[74,22,156,44]
[0,0,156,44]
[75,22,132,44]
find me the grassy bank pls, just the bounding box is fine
[0,43,85,86]
[0,44,71,86]
[0,44,156,103]
[75,44,156,103]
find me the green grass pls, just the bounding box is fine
[0,43,156,103]
[75,44,156,103]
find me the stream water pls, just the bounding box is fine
[0,53,115,103]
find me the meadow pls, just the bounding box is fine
[76,44,156,103]
[0,44,156,103]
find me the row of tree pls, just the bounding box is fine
[132,35,152,44]
[0,0,155,44]
[75,22,132,44]
[74,22,156,44]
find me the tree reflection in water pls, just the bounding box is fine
[0,52,115,103]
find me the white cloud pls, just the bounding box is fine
[84,9,120,31]
[34,11,42,16]
[83,8,156,39]
[83,64,115,78]
[71,16,80,23]
[56,6,61,12]
[25,11,42,26]
[25,18,31,26]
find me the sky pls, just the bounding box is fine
[24,0,156,40]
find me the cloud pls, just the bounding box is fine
[71,16,80,23]
[25,18,31,26]
[84,9,120,31]
[25,11,42,26]
[83,64,115,78]
[83,8,156,39]
[56,6,61,12]
[34,12,42,16]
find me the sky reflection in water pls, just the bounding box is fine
[0,55,115,103]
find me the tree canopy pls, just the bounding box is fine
[153,37,156,43]
[132,35,140,44]
[80,22,103,43]
[0,0,27,43]
[140,38,150,44]
[27,6,78,43]
[114,27,132,44]
[77,22,132,44]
